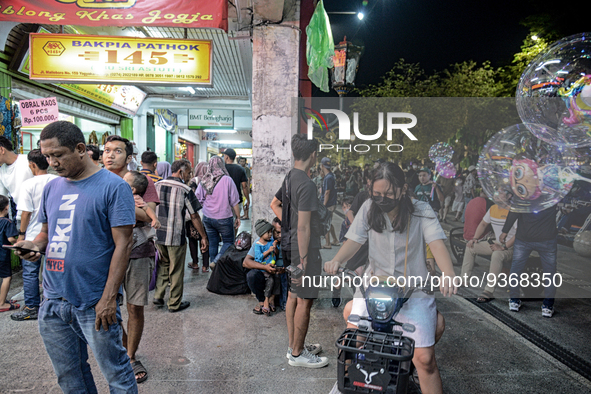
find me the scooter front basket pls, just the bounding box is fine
[336,328,414,394]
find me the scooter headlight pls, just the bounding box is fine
[365,286,397,323]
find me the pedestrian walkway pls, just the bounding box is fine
[0,213,590,393]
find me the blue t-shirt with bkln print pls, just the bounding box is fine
[39,169,135,310]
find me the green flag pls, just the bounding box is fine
[306,0,334,92]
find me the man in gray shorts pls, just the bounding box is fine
[104,135,159,383]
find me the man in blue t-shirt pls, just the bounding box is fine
[15,121,138,393]
[320,157,339,248]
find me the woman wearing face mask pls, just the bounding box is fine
[325,162,457,394]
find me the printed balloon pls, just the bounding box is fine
[428,142,454,163]
[516,33,591,148]
[478,124,579,213]
[435,161,457,179]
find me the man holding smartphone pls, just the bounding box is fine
[15,121,138,393]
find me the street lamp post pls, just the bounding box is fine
[331,37,363,165]
[331,36,363,98]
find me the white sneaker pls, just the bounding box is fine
[542,305,554,318]
[286,343,322,359]
[11,289,24,302]
[509,300,521,312]
[288,349,329,368]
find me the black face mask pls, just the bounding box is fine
[372,195,400,213]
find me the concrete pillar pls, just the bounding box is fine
[251,24,300,224]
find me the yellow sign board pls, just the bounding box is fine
[29,33,212,86]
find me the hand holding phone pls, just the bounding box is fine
[3,245,45,256]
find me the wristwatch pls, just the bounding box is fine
[18,231,26,236]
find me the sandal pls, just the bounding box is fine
[269,304,276,313]
[0,302,20,312]
[476,291,495,303]
[262,307,271,317]
[331,242,341,246]
[322,245,332,249]
[202,266,210,273]
[253,305,264,315]
[187,262,199,270]
[131,360,148,384]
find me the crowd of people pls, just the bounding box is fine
[0,119,578,393]
[0,121,258,390]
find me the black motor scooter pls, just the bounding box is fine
[330,268,431,394]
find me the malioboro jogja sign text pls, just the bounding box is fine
[307,109,418,153]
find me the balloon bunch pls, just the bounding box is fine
[428,142,456,179]
[479,33,591,213]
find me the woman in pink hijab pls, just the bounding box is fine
[196,156,241,264]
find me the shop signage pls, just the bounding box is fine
[155,109,177,134]
[19,97,59,126]
[0,0,227,30]
[29,34,212,86]
[189,109,233,129]
[58,84,146,116]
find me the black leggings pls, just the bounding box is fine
[186,222,210,268]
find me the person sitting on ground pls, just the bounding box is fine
[124,171,161,229]
[243,236,278,315]
[0,195,19,312]
[254,219,279,316]
[460,200,517,303]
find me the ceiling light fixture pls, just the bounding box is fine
[218,140,244,145]
[180,86,196,94]
[203,129,237,133]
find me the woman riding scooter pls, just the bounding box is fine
[325,162,457,394]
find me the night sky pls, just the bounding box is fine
[323,0,591,89]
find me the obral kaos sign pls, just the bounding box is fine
[307,109,418,153]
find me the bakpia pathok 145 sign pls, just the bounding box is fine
[29,34,212,86]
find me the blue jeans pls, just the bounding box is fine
[246,269,265,303]
[38,299,137,394]
[22,257,43,308]
[203,216,235,262]
[509,239,557,308]
[279,272,288,309]
[461,196,473,223]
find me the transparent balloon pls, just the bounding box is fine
[435,161,457,179]
[477,124,585,213]
[516,32,591,148]
[428,142,454,163]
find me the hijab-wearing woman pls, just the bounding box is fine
[156,161,172,180]
[196,156,241,263]
[325,162,457,394]
[187,162,210,272]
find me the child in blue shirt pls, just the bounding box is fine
[271,217,288,310]
[0,195,20,312]
[254,219,277,316]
